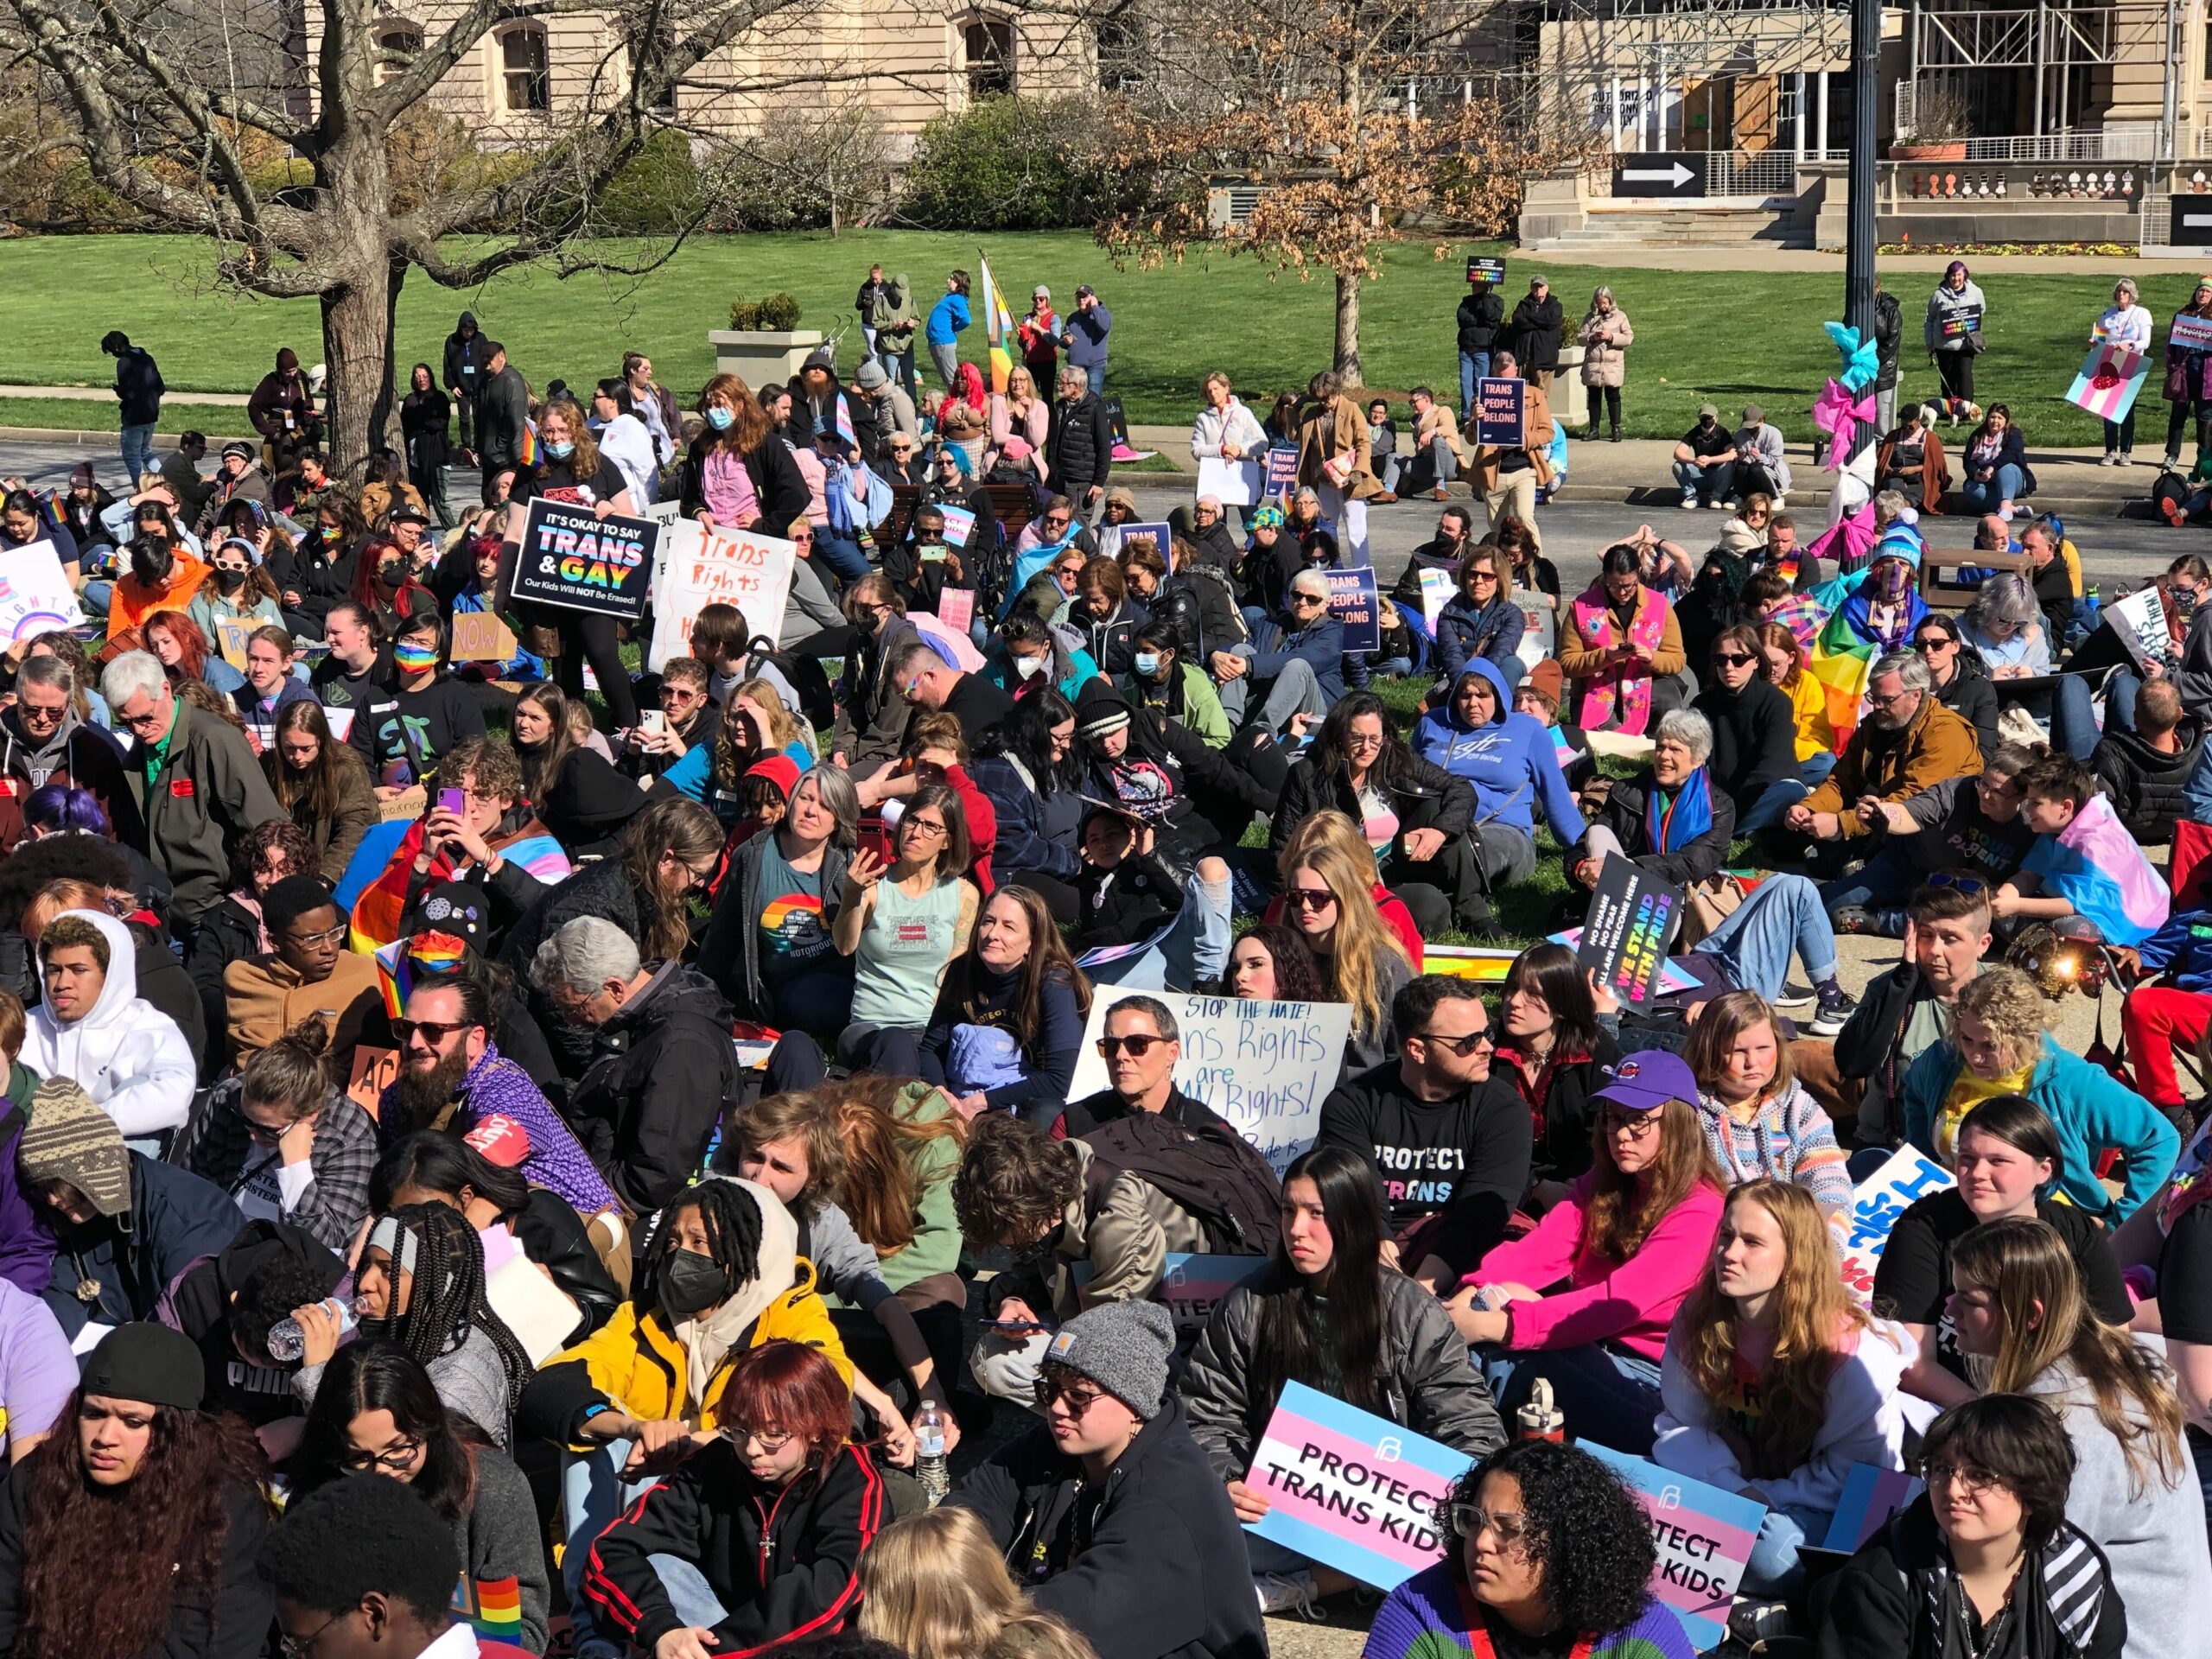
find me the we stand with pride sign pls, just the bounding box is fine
[1245,1382,1471,1590]
[1065,988,1351,1174]
[510,499,657,621]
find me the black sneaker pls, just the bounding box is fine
[1830,906,1875,936]
[1811,983,1859,1036]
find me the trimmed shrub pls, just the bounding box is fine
[728,294,803,331]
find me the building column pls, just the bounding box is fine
[1818,67,1832,156]
[1795,70,1808,161]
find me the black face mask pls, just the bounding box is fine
[658,1249,730,1323]
[378,561,404,589]
[215,567,246,592]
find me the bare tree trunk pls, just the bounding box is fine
[321,269,400,480]
[1334,269,1362,383]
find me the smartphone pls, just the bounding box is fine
[985,1319,1048,1335]
[918,543,949,563]
[641,709,667,737]
[436,788,464,817]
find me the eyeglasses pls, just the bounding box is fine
[1097,1033,1168,1057]
[340,1437,423,1474]
[284,923,347,949]
[1713,652,1756,669]
[724,1423,796,1452]
[119,704,168,734]
[1867,686,1917,711]
[1446,1504,1530,1547]
[1604,1112,1662,1141]
[281,1610,347,1659]
[660,686,701,704]
[18,702,64,725]
[1418,1028,1494,1056]
[1923,1461,2002,1497]
[1467,569,1500,586]
[1284,887,1337,912]
[1044,516,1073,531]
[1033,1372,1107,1414]
[903,817,947,840]
[391,1017,474,1046]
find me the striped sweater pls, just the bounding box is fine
[1362,1561,1694,1659]
[1694,1079,1853,1217]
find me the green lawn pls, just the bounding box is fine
[0,396,252,439]
[0,232,2156,446]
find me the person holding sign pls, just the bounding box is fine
[1447,1051,1726,1455]
[1363,1439,1696,1659]
[1815,1395,2126,1659]
[950,1299,1268,1659]
[1184,1144,1505,1612]
[1655,1180,1916,1599]
[1923,261,1987,427]
[2092,279,2154,466]
[2159,278,2212,473]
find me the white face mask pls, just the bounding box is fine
[1014,654,1047,681]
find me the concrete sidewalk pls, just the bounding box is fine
[1505,249,2210,276]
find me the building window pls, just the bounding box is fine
[963,18,1013,99]
[499,23,550,112]
[375,21,422,86]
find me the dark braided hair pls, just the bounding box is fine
[644,1181,766,1312]
[365,1202,532,1412]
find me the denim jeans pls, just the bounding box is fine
[1738,752,1838,835]
[2050,672,2112,761]
[812,532,871,587]
[119,423,155,487]
[79,580,113,619]
[1084,365,1106,397]
[1084,868,1235,991]
[1459,351,1490,421]
[1960,463,2025,514]
[1672,459,1726,505]
[1741,1503,1832,1598]
[563,1443,732,1657]
[1691,873,1839,1002]
[1819,844,1923,917]
[1478,1342,1665,1456]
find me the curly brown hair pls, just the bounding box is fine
[951,1112,1080,1249]
[16,1396,270,1659]
[228,816,318,893]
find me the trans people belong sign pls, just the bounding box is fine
[511,498,657,622]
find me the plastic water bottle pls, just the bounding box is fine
[267,1297,357,1363]
[916,1403,950,1507]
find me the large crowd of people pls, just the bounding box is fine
[1,272,2210,1659]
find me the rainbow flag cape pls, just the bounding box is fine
[372,930,474,1019]
[2022,791,2171,946]
[1801,569,1873,753]
[976,249,1017,396]
[346,818,569,952]
[452,1574,526,1649]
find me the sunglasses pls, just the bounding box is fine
[1913,634,1957,651]
[1096,1033,1168,1057]
[1926,871,1988,894]
[1033,1372,1107,1414]
[1417,1028,1494,1056]
[1713,652,1756,668]
[391,1017,474,1046]
[1284,887,1337,911]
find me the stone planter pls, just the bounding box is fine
[1891,142,1968,162]
[709,328,823,391]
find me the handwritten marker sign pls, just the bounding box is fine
[1065,988,1352,1175]
[0,542,86,641]
[1584,1444,1766,1654]
[647,518,799,672]
[1834,1145,1954,1306]
[1245,1381,1472,1590]
[451,610,521,664]
[1822,1464,1925,1551]
[346,1046,400,1120]
[511,499,657,622]
[1073,1251,1274,1334]
[1417,567,1454,633]
[1476,378,1526,448]
[1325,566,1382,653]
[1575,854,1685,1010]
[1516,600,1556,671]
[2105,583,2169,670]
[214,617,254,672]
[935,587,976,637]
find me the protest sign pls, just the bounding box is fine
[510,499,657,621]
[1476,378,1526,448]
[2106,584,2170,669]
[1822,1464,1926,1551]
[346,1045,400,1118]
[1072,1251,1274,1334]
[1065,987,1352,1174]
[1941,303,1984,340]
[320,705,355,743]
[451,610,521,664]
[1466,256,1507,286]
[378,786,429,823]
[1516,600,1557,670]
[1109,521,1173,563]
[2066,342,2146,423]
[214,616,254,672]
[936,587,976,637]
[1245,1381,1472,1590]
[1197,455,1263,505]
[0,542,86,642]
[1583,1445,1766,1654]
[1834,1145,1954,1306]
[937,504,977,550]
[2176,313,2212,353]
[1417,567,1455,633]
[647,518,799,672]
[642,499,686,525]
[1264,445,1300,499]
[1575,854,1685,1010]
[1549,930,1697,997]
[1421,945,1521,983]
[1325,567,1382,653]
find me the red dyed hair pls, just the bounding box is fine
[721,1340,851,1478]
[142,609,213,683]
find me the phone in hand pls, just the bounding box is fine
[436,788,464,817]
[641,709,667,737]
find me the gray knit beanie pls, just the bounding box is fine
[1042,1300,1175,1420]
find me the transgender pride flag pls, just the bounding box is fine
[2067,340,2146,423]
[2024,791,2170,946]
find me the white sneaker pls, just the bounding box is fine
[1256,1572,1321,1619]
[2101,453,2120,467]
[1681,491,1699,509]
[1705,498,1725,508]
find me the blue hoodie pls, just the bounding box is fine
[1411,659,1586,842]
[926,290,972,346]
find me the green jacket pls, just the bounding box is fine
[880,1080,964,1294]
[871,273,920,349]
[1121,662,1231,749]
[124,698,286,925]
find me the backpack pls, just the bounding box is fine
[1079,1113,1281,1257]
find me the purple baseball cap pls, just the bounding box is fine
[1591,1050,1699,1114]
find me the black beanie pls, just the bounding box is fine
[81,1322,205,1410]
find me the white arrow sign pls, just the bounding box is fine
[1622,162,1696,188]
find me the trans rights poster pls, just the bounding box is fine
[510,499,656,622]
[1583,1444,1767,1654]
[1245,1381,1471,1590]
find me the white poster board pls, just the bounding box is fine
[1065,988,1352,1175]
[1417,568,1454,633]
[2107,584,2170,669]
[1516,598,1556,671]
[647,519,799,672]
[1197,455,1263,507]
[1834,1145,1955,1306]
[0,542,86,640]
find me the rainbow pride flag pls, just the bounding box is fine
[976,250,1017,396]
[1799,569,1874,752]
[347,819,569,952]
[452,1574,525,1648]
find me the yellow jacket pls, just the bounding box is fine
[546,1258,851,1443]
[1783,668,1840,763]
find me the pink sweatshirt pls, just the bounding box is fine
[1469,1173,1725,1361]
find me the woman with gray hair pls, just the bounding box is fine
[1960,571,2050,680]
[2094,276,2153,466]
[1576,286,1634,443]
[1568,706,1733,897]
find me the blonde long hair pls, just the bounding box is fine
[860,1507,1100,1659]
[1954,1216,2186,1496]
[1287,842,1410,1040]
[1677,1181,1884,1478]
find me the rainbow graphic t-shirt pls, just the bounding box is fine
[757,838,836,967]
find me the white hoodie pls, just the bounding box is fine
[1653,1314,1920,1518]
[20,910,194,1138]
